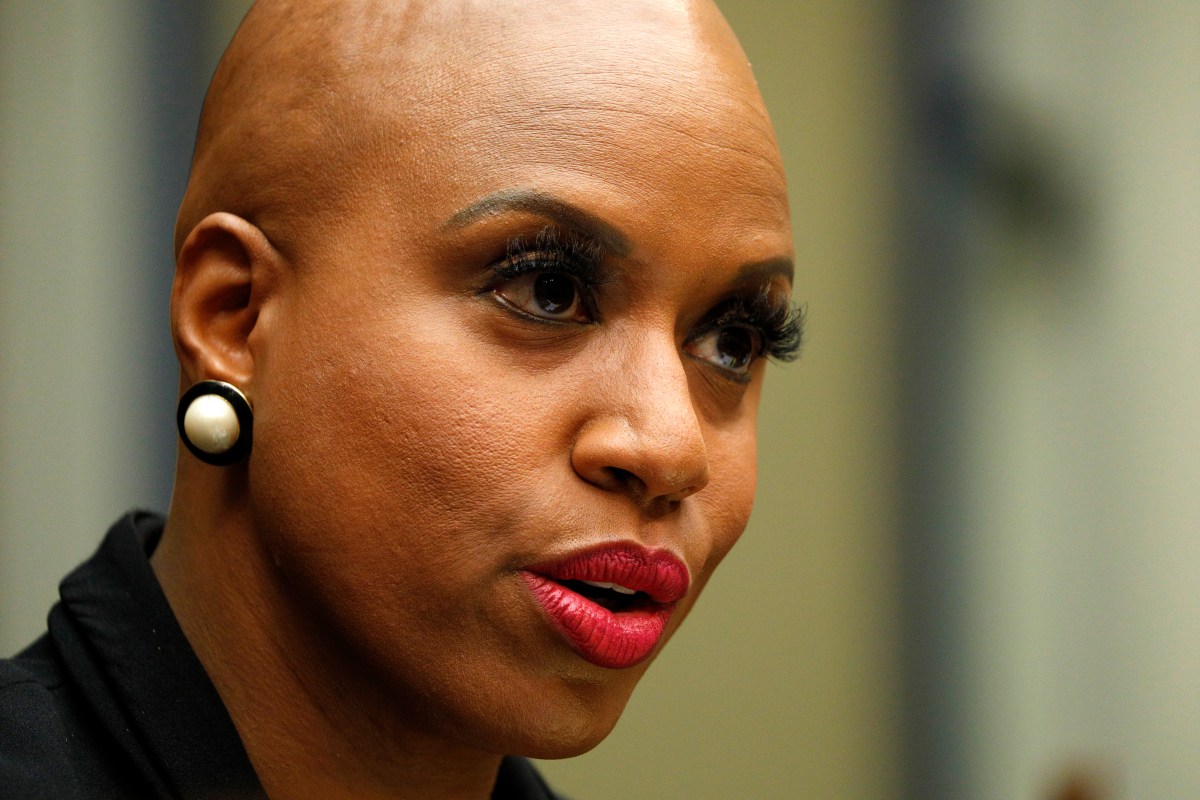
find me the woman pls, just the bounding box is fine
[0,0,801,797]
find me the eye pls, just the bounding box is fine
[685,324,764,377]
[493,270,590,323]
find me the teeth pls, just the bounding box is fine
[581,579,638,596]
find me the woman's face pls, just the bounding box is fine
[244,1,794,759]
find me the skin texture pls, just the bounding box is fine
[152,1,794,798]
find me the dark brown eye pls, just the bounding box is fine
[493,271,587,322]
[685,324,763,376]
[715,328,756,369]
[532,273,575,315]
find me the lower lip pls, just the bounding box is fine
[522,573,675,670]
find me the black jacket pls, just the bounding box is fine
[0,512,562,799]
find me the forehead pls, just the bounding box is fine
[331,0,790,261]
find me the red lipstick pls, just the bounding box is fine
[523,544,690,670]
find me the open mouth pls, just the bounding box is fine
[521,543,690,669]
[557,579,651,613]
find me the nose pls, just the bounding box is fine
[571,337,711,510]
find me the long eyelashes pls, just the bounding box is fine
[704,288,805,364]
[486,225,804,366]
[491,227,607,288]
[689,287,804,368]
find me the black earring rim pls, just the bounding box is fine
[177,380,254,466]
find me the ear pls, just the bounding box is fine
[171,212,282,388]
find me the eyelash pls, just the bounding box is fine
[487,228,607,320]
[696,289,805,365]
[485,227,804,369]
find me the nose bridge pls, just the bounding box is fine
[627,333,704,453]
[578,329,710,502]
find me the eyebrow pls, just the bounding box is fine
[444,187,794,282]
[443,189,632,257]
[738,255,795,284]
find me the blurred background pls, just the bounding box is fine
[1,1,1197,798]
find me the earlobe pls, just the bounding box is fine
[171,212,281,388]
[177,379,254,466]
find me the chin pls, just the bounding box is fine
[464,665,641,761]
[506,706,623,761]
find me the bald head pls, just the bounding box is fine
[162,0,796,779]
[175,0,782,260]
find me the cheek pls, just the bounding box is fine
[253,318,527,556]
[695,423,759,577]
[246,286,606,617]
[242,303,567,703]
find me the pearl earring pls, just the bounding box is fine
[176,380,253,465]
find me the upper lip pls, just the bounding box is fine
[525,542,691,605]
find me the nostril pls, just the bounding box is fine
[569,414,708,510]
[600,467,645,497]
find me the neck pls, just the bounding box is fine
[153,467,504,800]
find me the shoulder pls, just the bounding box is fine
[0,637,71,735]
[0,648,81,798]
[0,636,136,799]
